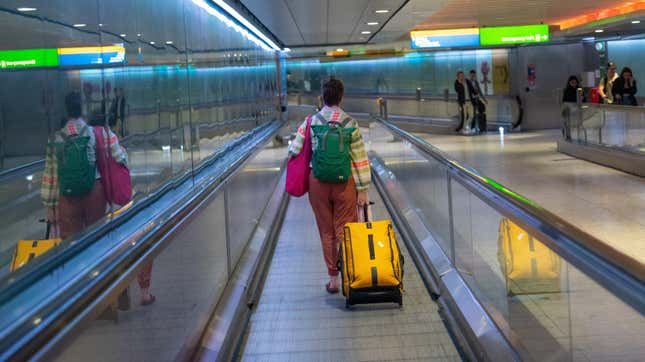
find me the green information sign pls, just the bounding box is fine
[480,24,549,46]
[0,48,59,69]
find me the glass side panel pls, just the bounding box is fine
[0,0,278,282]
[368,122,645,361]
[568,105,644,155]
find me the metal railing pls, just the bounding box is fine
[563,102,645,154]
[0,116,269,275]
[0,119,285,361]
[289,92,523,131]
[370,115,644,361]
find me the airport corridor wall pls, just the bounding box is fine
[0,0,280,273]
[0,0,279,163]
[510,43,586,129]
[608,38,645,91]
[286,49,513,98]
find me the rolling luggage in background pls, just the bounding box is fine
[340,203,404,307]
[497,218,561,296]
[10,221,61,272]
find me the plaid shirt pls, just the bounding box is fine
[289,106,371,192]
[41,119,128,208]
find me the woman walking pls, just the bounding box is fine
[288,78,370,293]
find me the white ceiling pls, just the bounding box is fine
[411,0,631,30]
[240,0,407,46]
[371,0,447,43]
[242,0,642,47]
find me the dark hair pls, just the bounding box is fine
[469,70,476,74]
[322,78,344,106]
[620,67,633,77]
[566,75,579,87]
[108,114,117,128]
[65,91,82,119]
[608,61,616,70]
[88,109,105,127]
[456,71,464,76]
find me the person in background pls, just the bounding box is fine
[598,62,619,104]
[466,69,488,133]
[612,67,638,106]
[454,71,467,133]
[43,92,110,238]
[561,76,586,141]
[110,87,127,137]
[288,78,370,294]
[562,75,585,103]
[88,110,155,306]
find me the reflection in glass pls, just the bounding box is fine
[0,0,278,276]
[368,122,645,361]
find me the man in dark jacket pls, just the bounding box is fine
[466,70,487,133]
[454,71,466,132]
[109,87,127,136]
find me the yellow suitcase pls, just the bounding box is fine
[11,238,61,272]
[341,204,404,307]
[497,218,561,295]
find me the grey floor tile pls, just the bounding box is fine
[239,194,462,361]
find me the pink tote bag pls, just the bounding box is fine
[93,126,132,205]
[285,116,312,197]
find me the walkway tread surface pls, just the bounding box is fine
[239,190,462,362]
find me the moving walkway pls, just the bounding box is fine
[0,113,642,362]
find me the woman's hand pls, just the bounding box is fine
[357,191,369,206]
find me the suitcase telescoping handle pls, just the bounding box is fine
[362,201,375,222]
[39,218,51,239]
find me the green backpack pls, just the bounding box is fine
[54,126,96,196]
[311,114,356,183]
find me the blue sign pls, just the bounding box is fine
[57,45,126,66]
[410,29,480,49]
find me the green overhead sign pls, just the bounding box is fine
[0,48,59,69]
[480,24,549,46]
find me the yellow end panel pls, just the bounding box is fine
[497,218,561,294]
[343,220,401,290]
[11,238,62,272]
[341,227,351,296]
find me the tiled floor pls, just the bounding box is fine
[414,130,645,263]
[239,192,462,362]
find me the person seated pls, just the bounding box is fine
[612,67,638,106]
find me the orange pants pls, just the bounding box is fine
[58,180,107,239]
[308,173,358,276]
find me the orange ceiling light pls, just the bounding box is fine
[555,2,645,30]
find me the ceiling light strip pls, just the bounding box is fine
[191,0,280,51]
[555,2,645,30]
[366,0,411,43]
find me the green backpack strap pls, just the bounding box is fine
[315,112,326,124]
[315,113,349,153]
[314,113,328,152]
